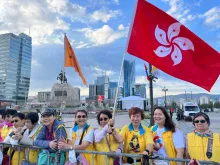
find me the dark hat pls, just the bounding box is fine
[42,108,55,116]
[193,112,210,126]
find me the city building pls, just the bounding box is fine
[123,60,135,97]
[200,96,209,105]
[38,92,51,102]
[0,33,32,104]
[135,84,146,98]
[89,84,97,97]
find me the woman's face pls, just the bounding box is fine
[75,112,87,127]
[154,109,166,125]
[99,113,109,128]
[41,114,56,127]
[25,119,35,130]
[194,116,209,131]
[12,117,25,128]
[130,113,142,128]
[5,114,13,122]
[0,115,5,122]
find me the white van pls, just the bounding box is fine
[181,102,200,118]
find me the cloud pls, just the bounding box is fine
[0,0,122,46]
[161,0,196,24]
[32,59,42,68]
[90,8,121,23]
[79,24,128,46]
[118,24,125,30]
[113,0,119,5]
[202,7,220,29]
[91,66,116,76]
[0,0,70,45]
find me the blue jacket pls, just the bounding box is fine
[34,119,67,152]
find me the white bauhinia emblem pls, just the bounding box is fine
[154,22,194,65]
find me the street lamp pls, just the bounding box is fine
[162,87,168,108]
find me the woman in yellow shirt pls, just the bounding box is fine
[113,107,154,165]
[94,110,122,165]
[186,112,220,163]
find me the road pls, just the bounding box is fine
[63,112,220,134]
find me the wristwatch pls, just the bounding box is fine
[69,145,73,150]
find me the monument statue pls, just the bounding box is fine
[57,70,67,84]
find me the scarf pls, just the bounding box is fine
[194,129,212,138]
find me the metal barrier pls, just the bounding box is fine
[0,143,220,165]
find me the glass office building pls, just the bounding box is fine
[0,33,32,103]
[123,60,135,97]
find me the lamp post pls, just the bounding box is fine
[162,87,168,108]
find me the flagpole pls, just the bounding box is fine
[112,0,139,119]
[112,52,126,119]
[149,63,154,126]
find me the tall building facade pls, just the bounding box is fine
[0,33,32,103]
[135,84,146,98]
[89,84,97,97]
[123,60,135,97]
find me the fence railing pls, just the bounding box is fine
[0,143,219,165]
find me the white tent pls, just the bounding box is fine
[120,96,145,110]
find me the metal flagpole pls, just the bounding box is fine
[149,64,154,126]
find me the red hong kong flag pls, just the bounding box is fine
[127,0,220,91]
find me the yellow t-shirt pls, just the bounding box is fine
[128,130,141,154]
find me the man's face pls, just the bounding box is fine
[12,117,25,128]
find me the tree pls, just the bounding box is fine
[200,104,209,109]
[214,101,220,108]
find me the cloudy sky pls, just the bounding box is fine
[0,0,219,98]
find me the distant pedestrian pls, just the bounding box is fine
[170,109,173,119]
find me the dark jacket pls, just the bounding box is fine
[34,119,67,152]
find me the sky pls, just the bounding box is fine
[0,0,219,98]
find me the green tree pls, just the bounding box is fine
[214,101,220,108]
[200,104,208,109]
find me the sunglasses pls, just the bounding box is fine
[100,117,108,121]
[76,115,86,119]
[6,115,11,118]
[194,120,206,124]
[12,120,19,123]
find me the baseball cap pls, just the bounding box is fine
[42,108,55,116]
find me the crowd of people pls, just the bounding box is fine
[0,106,219,165]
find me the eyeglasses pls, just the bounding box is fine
[100,117,108,121]
[12,120,19,123]
[194,120,206,124]
[76,115,86,119]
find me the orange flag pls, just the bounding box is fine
[64,35,87,86]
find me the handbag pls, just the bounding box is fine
[22,160,36,165]
[65,125,89,165]
[206,133,213,160]
[105,135,120,165]
[37,150,65,165]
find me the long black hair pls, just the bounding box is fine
[153,106,176,132]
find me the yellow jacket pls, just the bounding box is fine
[151,125,177,165]
[120,123,154,163]
[187,132,220,162]
[1,124,13,140]
[94,128,121,165]
[71,124,96,165]
[19,124,42,164]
